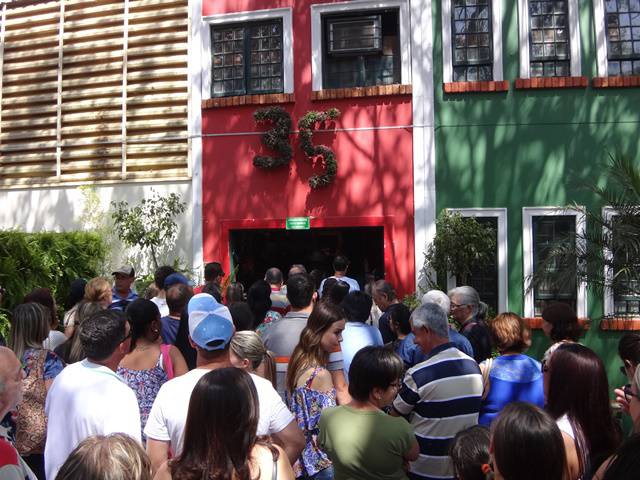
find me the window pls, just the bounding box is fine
[201,8,294,100]
[211,20,284,97]
[604,208,640,318]
[442,0,503,83]
[518,0,580,78]
[523,208,586,318]
[604,0,640,76]
[310,0,411,91]
[531,215,576,315]
[528,0,571,77]
[452,0,494,81]
[447,208,508,313]
[322,9,401,89]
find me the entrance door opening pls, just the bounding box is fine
[229,226,385,290]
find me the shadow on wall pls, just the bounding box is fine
[0,180,194,275]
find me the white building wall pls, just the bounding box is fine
[0,181,195,277]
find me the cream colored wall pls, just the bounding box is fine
[0,181,195,277]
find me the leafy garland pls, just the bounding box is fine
[252,106,293,169]
[252,106,341,189]
[298,108,341,189]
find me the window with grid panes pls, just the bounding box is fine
[532,215,576,316]
[604,0,640,76]
[611,216,640,316]
[211,20,283,97]
[466,217,499,314]
[452,0,493,81]
[322,9,401,89]
[529,0,571,77]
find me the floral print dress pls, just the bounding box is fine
[286,366,336,478]
[117,352,169,442]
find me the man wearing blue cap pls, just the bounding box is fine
[144,294,304,473]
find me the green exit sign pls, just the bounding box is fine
[286,217,310,230]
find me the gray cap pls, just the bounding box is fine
[112,266,135,277]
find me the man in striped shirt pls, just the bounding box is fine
[392,303,483,480]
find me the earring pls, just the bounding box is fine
[481,463,494,479]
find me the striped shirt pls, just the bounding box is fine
[393,343,482,480]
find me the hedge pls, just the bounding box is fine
[0,231,108,320]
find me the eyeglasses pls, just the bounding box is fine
[623,384,639,402]
[450,302,467,310]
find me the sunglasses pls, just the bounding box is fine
[541,360,549,373]
[623,384,639,402]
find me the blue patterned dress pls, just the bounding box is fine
[117,352,169,442]
[286,366,336,478]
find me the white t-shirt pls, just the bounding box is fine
[44,360,141,480]
[43,330,66,351]
[151,296,169,317]
[144,369,294,455]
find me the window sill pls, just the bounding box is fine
[311,84,411,101]
[593,76,640,88]
[443,80,510,93]
[600,317,640,330]
[202,93,295,109]
[523,317,591,330]
[515,76,588,89]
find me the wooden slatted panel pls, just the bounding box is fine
[0,1,61,186]
[126,0,188,175]
[59,0,124,180]
[0,0,190,187]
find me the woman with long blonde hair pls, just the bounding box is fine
[285,302,346,480]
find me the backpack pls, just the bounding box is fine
[15,349,48,455]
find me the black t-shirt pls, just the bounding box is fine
[459,319,492,363]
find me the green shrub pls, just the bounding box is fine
[0,231,107,315]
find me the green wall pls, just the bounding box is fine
[431,0,640,385]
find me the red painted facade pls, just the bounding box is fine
[201,0,415,295]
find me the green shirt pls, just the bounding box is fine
[318,405,415,480]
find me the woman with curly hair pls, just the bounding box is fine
[155,368,293,480]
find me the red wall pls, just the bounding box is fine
[201,0,415,295]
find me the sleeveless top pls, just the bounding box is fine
[478,354,545,426]
[117,351,169,442]
[286,366,336,478]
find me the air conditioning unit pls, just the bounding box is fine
[327,15,382,55]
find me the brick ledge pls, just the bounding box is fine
[600,317,640,330]
[515,76,588,89]
[202,93,295,109]
[523,317,590,330]
[311,84,411,101]
[593,76,640,88]
[444,80,510,93]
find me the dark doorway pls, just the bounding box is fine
[229,226,385,290]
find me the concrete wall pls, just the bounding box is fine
[0,181,195,277]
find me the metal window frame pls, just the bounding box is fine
[604,2,640,61]
[527,0,571,76]
[326,14,383,55]
[321,8,401,89]
[210,18,284,98]
[450,0,494,81]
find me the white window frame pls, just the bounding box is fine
[200,7,294,101]
[602,207,640,318]
[592,0,609,76]
[517,0,582,78]
[442,0,504,82]
[446,208,509,313]
[522,207,587,318]
[310,0,412,91]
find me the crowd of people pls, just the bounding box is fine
[0,255,639,480]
